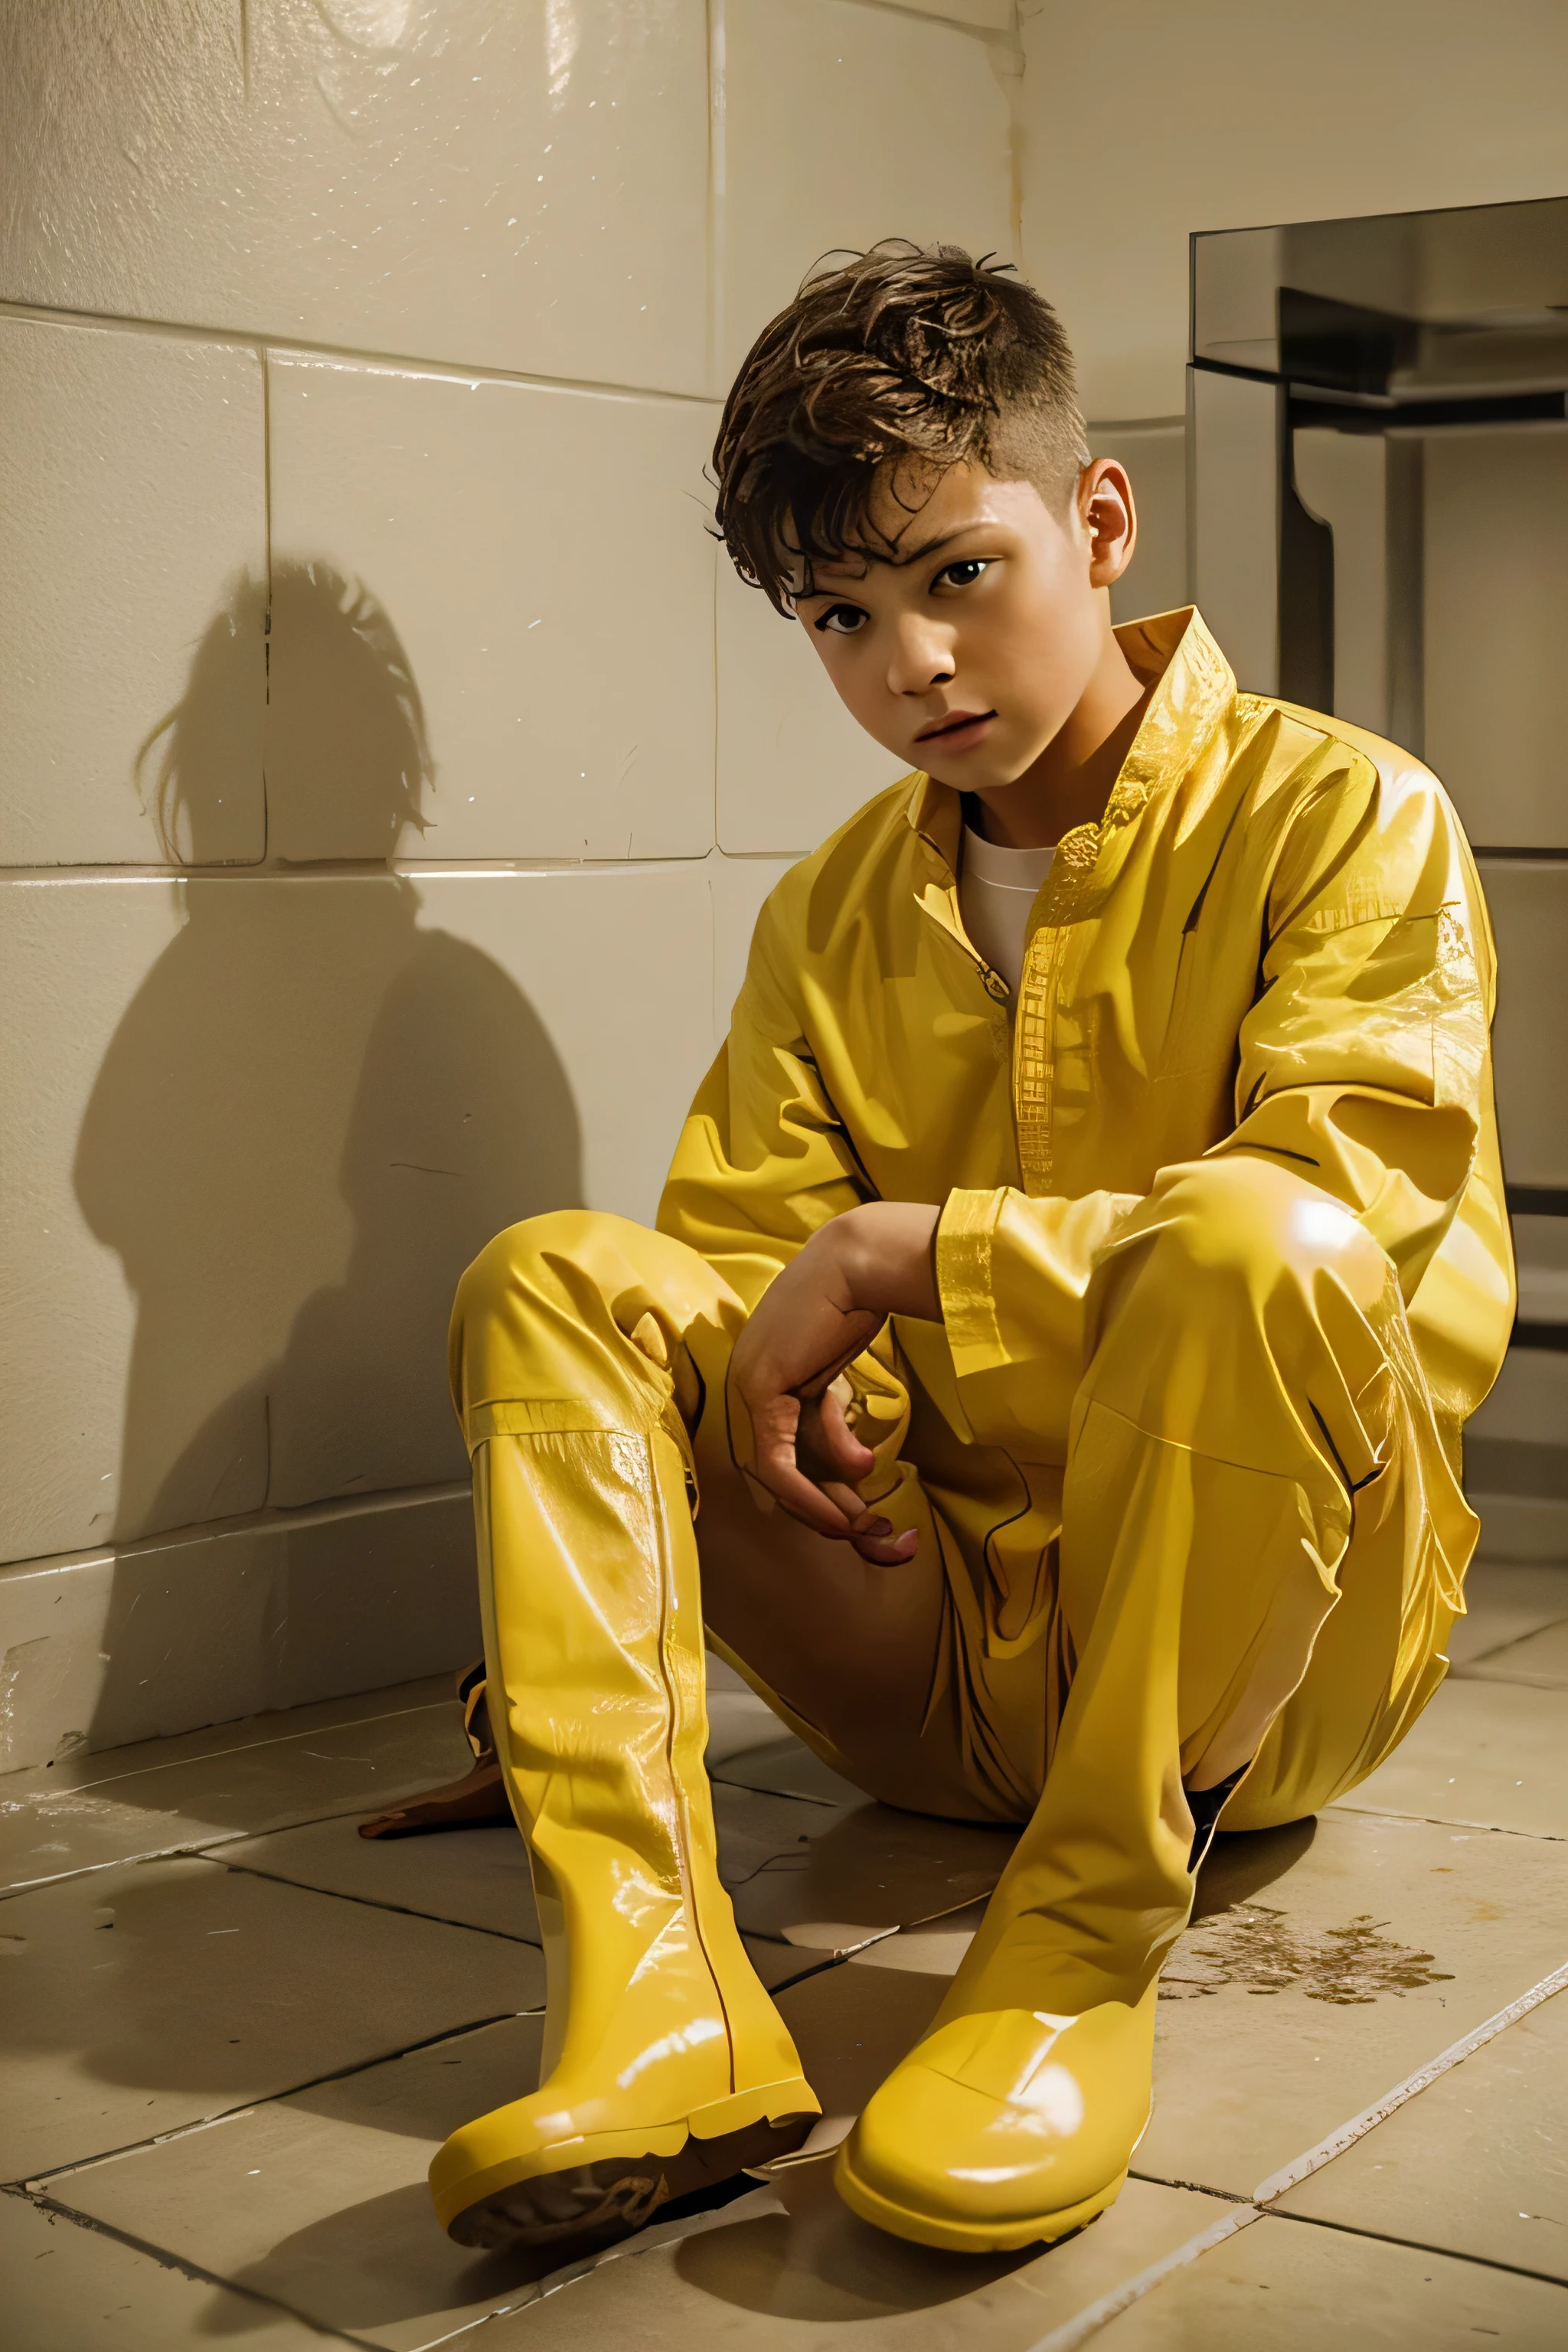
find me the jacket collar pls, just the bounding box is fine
[905,606,1236,871]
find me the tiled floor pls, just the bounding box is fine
[4,1559,1566,2350]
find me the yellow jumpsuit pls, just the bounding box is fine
[431,609,1514,2251]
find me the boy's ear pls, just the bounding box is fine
[1079,458,1137,590]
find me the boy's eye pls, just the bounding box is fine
[937,559,989,590]
[815,603,867,635]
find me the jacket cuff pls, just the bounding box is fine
[935,1187,1010,1389]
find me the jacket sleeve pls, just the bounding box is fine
[935,749,1508,1454]
[657,885,871,1311]
[1209,750,1494,1299]
[656,884,915,1455]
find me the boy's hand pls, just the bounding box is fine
[729,1201,941,1563]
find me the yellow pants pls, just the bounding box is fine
[450,1158,1473,2014]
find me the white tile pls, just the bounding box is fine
[1463,1614,1568,1688]
[720,0,1016,380]
[266,357,718,863]
[51,2015,557,2352]
[1,864,709,1559]
[0,1,711,396]
[716,560,906,853]
[0,1494,477,1775]
[1333,1679,1568,1840]
[2,1853,544,2182]
[0,1675,466,1888]
[0,315,266,866]
[1472,1493,1568,1563]
[1466,1345,1568,1451]
[720,1779,1018,1946]
[893,0,1016,27]
[408,863,714,1228]
[1426,426,1568,849]
[0,2194,332,2352]
[211,1808,828,1994]
[708,849,799,1037]
[1143,1807,1568,2199]
[1481,860,1568,1187]
[1275,1985,1568,2282]
[1446,1558,1568,1667]
[1089,2209,1568,2349]
[472,2158,1233,2350]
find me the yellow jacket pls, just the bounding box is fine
[659,608,1513,1511]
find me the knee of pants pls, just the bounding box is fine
[449,1210,737,1433]
[1096,1154,1389,1344]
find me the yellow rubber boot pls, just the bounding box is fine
[838,1162,1409,2252]
[430,1425,819,2249]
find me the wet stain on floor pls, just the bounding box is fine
[1161,1906,1455,2004]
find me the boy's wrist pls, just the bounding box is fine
[831,1201,942,1324]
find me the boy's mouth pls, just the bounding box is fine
[915,709,995,750]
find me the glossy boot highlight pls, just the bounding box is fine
[430,1429,818,2250]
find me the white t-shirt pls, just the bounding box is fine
[958,822,1057,997]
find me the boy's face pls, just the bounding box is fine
[791,456,1135,794]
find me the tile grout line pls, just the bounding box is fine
[7,2186,375,2350]
[0,1788,469,1903]
[0,1693,452,1804]
[0,296,720,409]
[1264,2203,1568,2295]
[1027,1954,1568,2350]
[202,1851,551,1948]
[16,2011,538,2194]
[1328,1799,1564,1844]
[1249,1953,1568,2202]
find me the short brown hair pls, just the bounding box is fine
[714,241,1089,613]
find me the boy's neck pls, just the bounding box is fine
[968,624,1151,851]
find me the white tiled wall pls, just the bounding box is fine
[0,0,1024,1762]
[0,316,267,867]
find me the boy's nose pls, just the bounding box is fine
[887,618,956,696]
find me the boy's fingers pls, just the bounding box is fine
[815,1384,877,1480]
[851,1527,920,1566]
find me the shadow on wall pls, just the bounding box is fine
[73,561,583,1745]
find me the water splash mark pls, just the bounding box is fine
[1162,1905,1454,2005]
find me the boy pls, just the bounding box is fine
[421,244,1512,2256]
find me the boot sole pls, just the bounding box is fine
[438,2079,818,2249]
[834,2152,1129,2254]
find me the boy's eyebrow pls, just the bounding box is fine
[795,524,983,598]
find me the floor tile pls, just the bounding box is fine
[1090,2208,1568,2347]
[1463,1615,1568,1689]
[213,1811,826,1993]
[848,1901,988,1977]
[720,1782,1017,1950]
[2,1854,542,2184]
[1140,1809,1568,2200]
[0,2190,345,2351]
[1276,1981,1568,2282]
[51,2015,557,2352]
[711,1735,869,1809]
[705,1679,792,1765]
[469,2163,1232,2350]
[1448,1559,1568,1667]
[0,1689,470,1894]
[1333,1680,1568,1837]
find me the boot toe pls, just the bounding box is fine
[835,1999,1153,2253]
